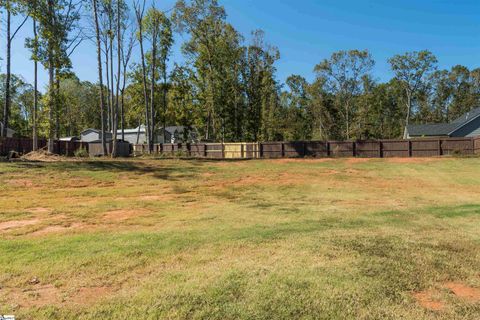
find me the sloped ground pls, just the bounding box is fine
[0,157,479,319]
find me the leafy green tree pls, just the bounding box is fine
[314,50,374,140]
[388,50,437,138]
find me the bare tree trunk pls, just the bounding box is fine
[112,0,122,158]
[109,26,114,138]
[403,91,412,139]
[162,58,167,144]
[104,41,111,132]
[55,74,60,140]
[150,35,157,148]
[33,9,38,151]
[135,1,151,152]
[2,6,11,138]
[93,0,107,155]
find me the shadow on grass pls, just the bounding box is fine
[8,160,202,181]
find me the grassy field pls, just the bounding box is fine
[0,157,480,319]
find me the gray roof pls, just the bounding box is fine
[407,107,480,136]
[116,125,193,135]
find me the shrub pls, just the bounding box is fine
[74,147,89,158]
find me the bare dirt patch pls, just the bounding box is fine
[72,286,113,305]
[30,223,84,236]
[413,290,445,311]
[272,158,334,164]
[139,194,174,201]
[103,209,150,222]
[444,282,480,302]
[345,158,371,164]
[7,179,34,187]
[387,158,442,164]
[0,219,40,231]
[6,284,113,308]
[27,207,51,214]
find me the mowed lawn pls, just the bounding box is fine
[0,157,480,319]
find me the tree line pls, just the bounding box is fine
[1,0,479,156]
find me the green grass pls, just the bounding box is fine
[0,157,480,319]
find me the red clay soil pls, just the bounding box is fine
[8,284,113,308]
[413,290,445,311]
[386,158,442,164]
[444,282,480,302]
[0,219,40,231]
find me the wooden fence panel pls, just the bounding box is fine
[381,140,410,158]
[441,138,474,155]
[244,143,260,159]
[329,141,355,157]
[190,144,206,157]
[411,140,440,157]
[205,143,223,158]
[356,141,381,158]
[260,142,283,158]
[304,141,328,157]
[474,137,480,154]
[283,142,305,158]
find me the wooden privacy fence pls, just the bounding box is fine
[134,137,480,159]
[0,138,89,156]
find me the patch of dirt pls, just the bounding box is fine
[15,284,59,307]
[7,284,113,307]
[73,286,113,305]
[444,282,480,302]
[27,207,51,214]
[139,194,174,201]
[413,290,445,311]
[0,219,40,231]
[103,209,150,222]
[7,179,34,187]
[272,158,334,164]
[345,158,371,164]
[30,223,84,236]
[387,158,442,164]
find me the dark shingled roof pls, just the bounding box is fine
[407,107,480,137]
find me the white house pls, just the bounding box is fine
[0,121,15,138]
[80,129,112,142]
[117,125,198,145]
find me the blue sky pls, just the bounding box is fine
[2,0,480,91]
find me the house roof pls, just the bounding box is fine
[116,125,194,135]
[81,128,112,135]
[407,107,480,136]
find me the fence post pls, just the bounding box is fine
[326,142,330,157]
[379,141,383,158]
[353,141,357,157]
[438,139,442,156]
[281,142,285,158]
[408,140,413,157]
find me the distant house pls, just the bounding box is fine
[0,121,15,138]
[80,129,112,142]
[117,125,198,144]
[406,107,480,139]
[59,136,80,142]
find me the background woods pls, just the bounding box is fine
[1,0,480,153]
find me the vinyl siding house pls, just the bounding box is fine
[117,125,198,144]
[0,122,15,138]
[406,107,480,139]
[80,129,112,142]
